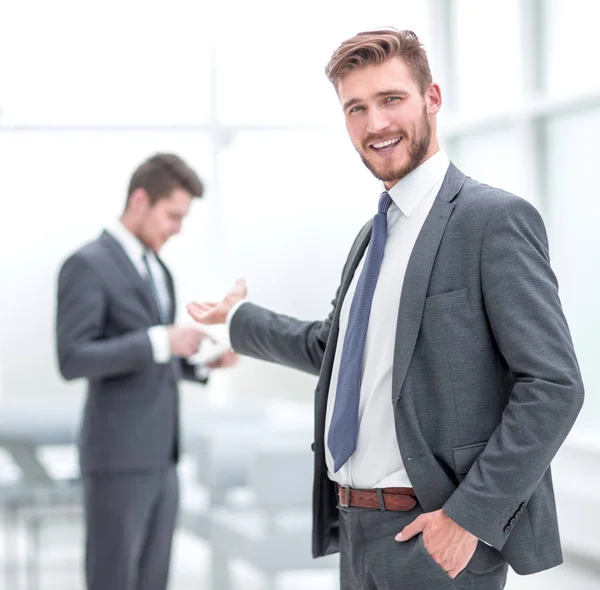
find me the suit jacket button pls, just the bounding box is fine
[310,442,316,452]
[504,525,511,533]
[509,517,517,526]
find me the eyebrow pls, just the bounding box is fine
[342,89,409,111]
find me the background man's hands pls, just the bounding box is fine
[206,350,240,369]
[167,326,214,357]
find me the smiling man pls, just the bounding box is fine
[341,55,435,185]
[187,29,584,589]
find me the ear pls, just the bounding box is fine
[128,188,150,211]
[425,83,442,116]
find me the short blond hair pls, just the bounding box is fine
[325,28,432,95]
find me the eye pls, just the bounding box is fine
[348,105,365,114]
[384,96,401,104]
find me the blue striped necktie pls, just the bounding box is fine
[328,191,393,472]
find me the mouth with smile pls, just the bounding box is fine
[369,136,402,155]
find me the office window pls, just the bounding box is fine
[545,107,600,427]
[543,0,600,96]
[0,4,213,126]
[448,126,536,206]
[451,0,522,116]
[215,32,340,127]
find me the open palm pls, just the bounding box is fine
[187,279,247,325]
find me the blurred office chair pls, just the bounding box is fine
[0,399,82,590]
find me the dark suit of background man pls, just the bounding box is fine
[56,153,237,590]
[188,29,584,590]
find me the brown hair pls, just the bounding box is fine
[325,28,432,95]
[126,153,204,206]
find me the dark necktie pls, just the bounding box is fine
[142,252,179,462]
[328,191,393,472]
[142,252,169,324]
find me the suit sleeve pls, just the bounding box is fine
[442,197,584,549]
[229,292,338,376]
[56,253,154,380]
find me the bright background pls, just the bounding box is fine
[1,0,599,587]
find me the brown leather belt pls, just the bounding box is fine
[337,484,418,511]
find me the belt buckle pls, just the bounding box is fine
[339,485,350,508]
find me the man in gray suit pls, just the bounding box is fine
[188,29,584,589]
[56,153,237,590]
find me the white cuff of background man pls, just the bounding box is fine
[148,325,171,363]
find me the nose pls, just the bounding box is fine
[366,106,390,135]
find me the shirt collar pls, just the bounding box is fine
[106,220,148,265]
[385,149,450,218]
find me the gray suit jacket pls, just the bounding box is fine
[229,164,584,575]
[56,231,206,473]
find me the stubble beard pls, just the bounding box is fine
[358,109,432,184]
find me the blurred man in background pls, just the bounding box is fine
[56,153,237,590]
[187,29,583,590]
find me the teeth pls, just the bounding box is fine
[372,137,401,149]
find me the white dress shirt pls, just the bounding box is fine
[227,150,450,490]
[106,221,172,363]
[325,150,449,489]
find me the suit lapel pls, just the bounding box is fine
[99,231,159,321]
[392,164,466,403]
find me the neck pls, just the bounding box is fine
[119,214,136,235]
[383,143,441,191]
[425,137,441,161]
[119,214,148,250]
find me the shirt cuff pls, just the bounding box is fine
[225,299,248,341]
[147,326,171,363]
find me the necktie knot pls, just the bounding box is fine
[378,191,393,214]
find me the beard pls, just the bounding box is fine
[357,107,432,183]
